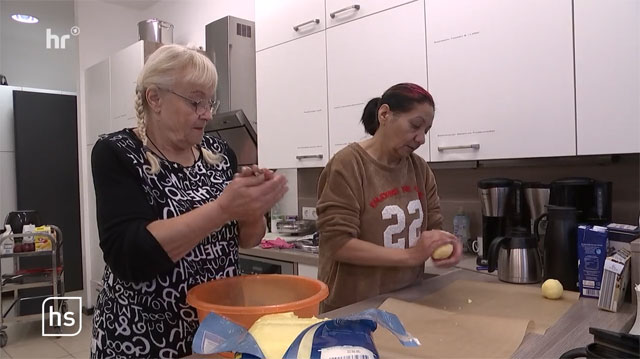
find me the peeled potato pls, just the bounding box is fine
[541,279,564,300]
[432,244,454,260]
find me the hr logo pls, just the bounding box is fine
[46,26,80,49]
[42,296,82,337]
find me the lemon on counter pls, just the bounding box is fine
[541,279,564,300]
[249,312,326,359]
[432,244,454,260]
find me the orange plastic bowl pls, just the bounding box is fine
[186,274,329,328]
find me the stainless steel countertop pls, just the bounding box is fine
[239,246,319,266]
[239,232,319,266]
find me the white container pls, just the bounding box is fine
[22,224,36,244]
[453,207,470,248]
[270,202,284,234]
[0,224,13,255]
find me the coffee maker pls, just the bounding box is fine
[477,178,515,265]
[549,177,612,225]
[523,182,551,252]
[541,177,613,291]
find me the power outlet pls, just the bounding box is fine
[302,206,318,220]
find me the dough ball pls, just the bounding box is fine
[541,279,563,300]
[432,244,454,260]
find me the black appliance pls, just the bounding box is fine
[549,177,612,225]
[534,205,580,291]
[560,327,639,359]
[4,210,42,234]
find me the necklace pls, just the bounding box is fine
[147,135,196,165]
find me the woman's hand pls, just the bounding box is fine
[217,165,287,222]
[431,233,463,268]
[410,230,461,266]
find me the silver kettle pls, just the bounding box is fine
[487,227,543,284]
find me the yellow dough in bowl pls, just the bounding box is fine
[248,312,326,359]
[432,244,454,260]
[541,279,564,299]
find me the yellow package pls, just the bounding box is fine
[248,312,326,359]
[34,225,53,251]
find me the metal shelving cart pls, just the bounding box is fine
[0,225,64,347]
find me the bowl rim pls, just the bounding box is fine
[186,274,329,315]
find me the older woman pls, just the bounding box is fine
[90,44,287,358]
[316,83,462,312]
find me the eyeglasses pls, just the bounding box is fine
[163,88,220,116]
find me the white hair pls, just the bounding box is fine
[134,44,222,174]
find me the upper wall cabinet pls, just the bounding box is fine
[110,41,144,132]
[326,1,429,160]
[426,0,576,161]
[257,32,329,169]
[574,0,639,155]
[256,0,326,51]
[325,0,415,27]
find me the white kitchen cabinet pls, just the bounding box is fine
[110,41,144,132]
[327,1,429,160]
[256,0,325,51]
[0,86,21,152]
[297,263,318,279]
[574,0,640,155]
[257,32,329,169]
[85,59,111,145]
[426,0,576,161]
[326,0,415,27]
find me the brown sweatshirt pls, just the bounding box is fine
[317,143,443,312]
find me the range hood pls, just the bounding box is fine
[204,16,257,166]
[205,109,257,166]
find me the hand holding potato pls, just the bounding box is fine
[410,230,462,267]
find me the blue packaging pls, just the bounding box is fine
[192,309,419,359]
[577,225,608,298]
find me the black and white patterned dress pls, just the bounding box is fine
[89,129,239,358]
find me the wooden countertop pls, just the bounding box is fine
[323,268,637,358]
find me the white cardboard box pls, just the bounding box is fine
[598,248,632,312]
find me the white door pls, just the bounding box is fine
[85,59,111,145]
[257,32,329,169]
[327,1,429,160]
[110,41,144,132]
[0,152,17,224]
[0,152,16,274]
[575,0,640,155]
[426,0,576,161]
[85,144,105,308]
[0,86,21,152]
[256,0,325,51]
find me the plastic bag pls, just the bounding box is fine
[192,309,419,359]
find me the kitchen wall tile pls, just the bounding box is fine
[294,154,640,238]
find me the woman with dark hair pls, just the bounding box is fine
[316,83,462,312]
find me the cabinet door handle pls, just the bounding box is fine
[330,4,361,19]
[296,154,324,160]
[437,143,480,152]
[293,19,320,32]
